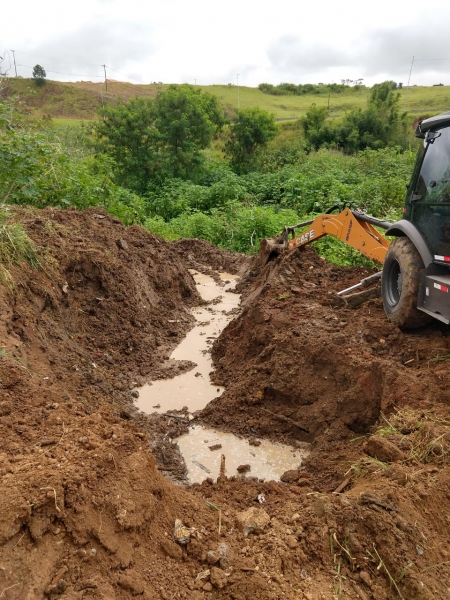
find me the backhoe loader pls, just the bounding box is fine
[260,110,450,329]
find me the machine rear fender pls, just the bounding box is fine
[385,221,433,267]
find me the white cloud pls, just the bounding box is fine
[2,0,450,86]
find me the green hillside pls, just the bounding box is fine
[1,77,450,123]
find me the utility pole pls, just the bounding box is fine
[404,56,414,112]
[237,73,240,111]
[11,50,17,77]
[99,85,105,119]
[102,64,107,92]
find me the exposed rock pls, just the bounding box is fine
[280,469,300,483]
[235,507,270,537]
[363,435,405,463]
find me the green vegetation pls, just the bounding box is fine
[258,82,365,96]
[32,65,46,87]
[94,85,224,193]
[0,209,41,287]
[225,107,277,174]
[0,92,146,224]
[0,78,425,268]
[302,81,408,152]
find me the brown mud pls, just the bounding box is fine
[1,207,450,599]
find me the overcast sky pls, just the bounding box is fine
[2,0,450,88]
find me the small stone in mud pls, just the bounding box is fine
[210,566,228,589]
[209,444,222,451]
[363,435,405,463]
[249,437,261,446]
[130,390,139,398]
[236,507,270,537]
[195,372,202,377]
[286,535,297,549]
[116,238,129,250]
[280,469,300,483]
[206,550,221,565]
[161,540,183,561]
[237,464,251,474]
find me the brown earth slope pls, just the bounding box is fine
[1,208,450,600]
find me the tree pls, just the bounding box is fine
[301,81,408,153]
[301,106,334,150]
[153,85,224,180]
[333,81,407,152]
[94,97,157,193]
[94,86,224,192]
[224,107,277,174]
[32,65,46,87]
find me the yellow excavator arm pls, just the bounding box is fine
[260,208,391,266]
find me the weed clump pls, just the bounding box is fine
[0,209,40,287]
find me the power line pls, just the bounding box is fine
[7,47,143,83]
[17,63,103,78]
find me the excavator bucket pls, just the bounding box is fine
[259,236,288,267]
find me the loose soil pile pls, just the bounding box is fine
[1,208,450,599]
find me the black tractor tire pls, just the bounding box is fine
[381,236,432,329]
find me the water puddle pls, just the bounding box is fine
[178,425,308,484]
[135,270,240,414]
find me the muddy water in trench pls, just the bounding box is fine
[177,425,307,484]
[136,270,240,414]
[136,270,308,482]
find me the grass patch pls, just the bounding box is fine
[52,117,95,127]
[0,208,41,287]
[375,409,450,465]
[2,78,450,121]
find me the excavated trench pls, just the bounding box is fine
[135,270,308,483]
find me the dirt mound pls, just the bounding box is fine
[2,209,450,599]
[0,207,214,599]
[203,246,450,450]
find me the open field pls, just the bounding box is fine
[2,77,450,123]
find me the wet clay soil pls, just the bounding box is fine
[1,207,450,600]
